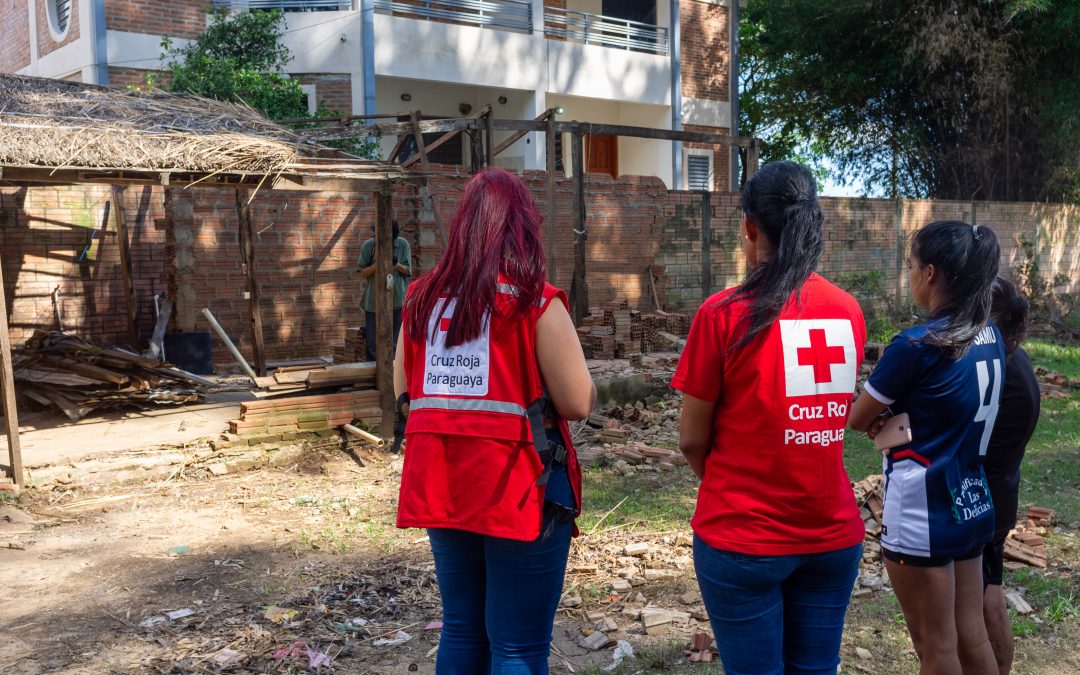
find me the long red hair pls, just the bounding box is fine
[404,169,546,346]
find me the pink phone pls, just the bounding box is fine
[874,413,912,452]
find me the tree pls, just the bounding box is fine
[162,8,307,121]
[161,9,381,160]
[740,0,1080,202]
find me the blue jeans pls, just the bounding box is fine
[364,309,402,362]
[428,452,573,674]
[694,536,862,675]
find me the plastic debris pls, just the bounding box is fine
[264,606,299,623]
[603,640,634,672]
[373,630,413,646]
[166,545,190,557]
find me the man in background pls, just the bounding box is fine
[357,219,412,362]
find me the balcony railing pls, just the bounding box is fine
[373,0,532,33]
[212,0,352,10]
[544,6,669,55]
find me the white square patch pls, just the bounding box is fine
[422,299,490,397]
[779,319,857,397]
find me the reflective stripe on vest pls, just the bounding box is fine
[497,283,546,307]
[409,396,528,417]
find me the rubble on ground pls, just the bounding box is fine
[11,331,207,420]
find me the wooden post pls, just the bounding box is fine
[894,198,904,307]
[409,110,429,169]
[569,126,589,324]
[545,117,557,283]
[0,260,23,487]
[236,189,266,377]
[374,184,395,441]
[745,141,760,184]
[110,186,139,347]
[701,191,712,299]
[484,112,494,169]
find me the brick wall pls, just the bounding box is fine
[37,0,82,57]
[680,0,728,103]
[296,73,353,115]
[3,178,1078,368]
[656,193,1080,315]
[107,0,208,40]
[107,66,169,89]
[0,185,168,346]
[0,1,31,72]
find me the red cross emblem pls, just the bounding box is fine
[439,317,451,332]
[797,328,847,384]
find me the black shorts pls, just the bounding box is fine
[881,545,983,568]
[982,534,1007,587]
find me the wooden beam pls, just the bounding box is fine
[0,256,23,487]
[545,116,557,284]
[110,186,139,348]
[484,112,494,169]
[493,109,556,159]
[408,110,430,169]
[400,105,493,169]
[374,184,395,441]
[746,140,760,183]
[236,189,267,377]
[569,127,589,324]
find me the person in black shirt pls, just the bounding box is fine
[982,276,1041,675]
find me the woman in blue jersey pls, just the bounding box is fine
[850,220,1003,675]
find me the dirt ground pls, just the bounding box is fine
[1,389,1078,674]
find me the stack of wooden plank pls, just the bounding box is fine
[253,362,376,398]
[12,331,208,421]
[330,326,367,363]
[230,390,382,437]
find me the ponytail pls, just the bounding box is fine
[911,221,1000,359]
[721,161,824,350]
[991,275,1029,356]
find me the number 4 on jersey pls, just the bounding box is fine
[974,359,1002,457]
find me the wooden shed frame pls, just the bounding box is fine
[0,75,407,488]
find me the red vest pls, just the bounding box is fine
[396,281,582,541]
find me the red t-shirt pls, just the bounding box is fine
[671,273,866,555]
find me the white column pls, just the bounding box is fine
[524,91,547,171]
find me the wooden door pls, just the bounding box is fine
[586,134,618,178]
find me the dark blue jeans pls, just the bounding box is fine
[364,309,402,362]
[694,536,862,675]
[428,455,573,674]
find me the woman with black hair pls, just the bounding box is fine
[674,161,867,674]
[982,276,1040,675]
[850,221,1004,675]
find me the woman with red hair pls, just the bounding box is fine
[394,168,595,674]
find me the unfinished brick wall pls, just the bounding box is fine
[0,185,168,347]
[0,1,31,72]
[682,123,731,192]
[3,178,1078,368]
[37,0,81,56]
[107,0,208,39]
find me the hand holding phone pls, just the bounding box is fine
[874,413,912,453]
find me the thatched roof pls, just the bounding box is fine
[0,74,400,188]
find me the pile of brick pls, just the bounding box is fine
[330,326,367,363]
[575,298,691,362]
[229,390,381,438]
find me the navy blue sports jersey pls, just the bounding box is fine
[865,319,1006,558]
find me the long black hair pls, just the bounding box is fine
[722,160,824,349]
[991,275,1029,356]
[910,220,1000,359]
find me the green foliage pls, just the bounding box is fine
[740,0,1080,202]
[162,8,306,120]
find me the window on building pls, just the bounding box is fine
[602,0,656,24]
[299,84,317,115]
[48,0,72,36]
[685,151,713,191]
